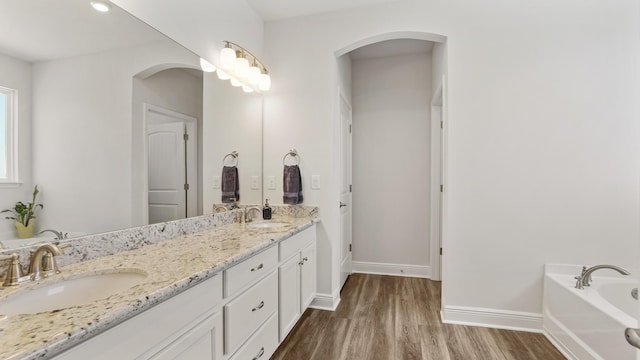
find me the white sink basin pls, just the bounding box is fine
[0,269,148,315]
[247,221,290,229]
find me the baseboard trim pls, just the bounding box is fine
[442,305,543,333]
[352,261,431,278]
[309,291,341,311]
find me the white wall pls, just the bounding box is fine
[432,42,447,92]
[0,53,32,236]
[263,0,640,325]
[32,40,199,234]
[202,74,263,210]
[352,52,432,273]
[132,67,203,222]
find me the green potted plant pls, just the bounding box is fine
[2,185,43,238]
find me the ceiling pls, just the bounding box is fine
[246,0,401,22]
[350,39,434,60]
[0,0,168,63]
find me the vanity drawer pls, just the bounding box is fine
[229,312,278,360]
[224,271,277,355]
[279,226,315,261]
[224,245,278,298]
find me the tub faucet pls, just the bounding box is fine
[575,264,630,289]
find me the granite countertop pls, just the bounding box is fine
[0,215,317,360]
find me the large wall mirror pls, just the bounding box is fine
[0,0,263,247]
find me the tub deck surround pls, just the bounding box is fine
[0,208,318,360]
[543,264,639,360]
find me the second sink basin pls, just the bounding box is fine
[0,268,148,315]
[247,221,290,229]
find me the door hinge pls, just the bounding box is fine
[184,183,189,191]
[183,133,189,141]
[349,124,352,133]
[440,184,444,192]
[440,121,443,129]
[349,244,352,252]
[349,184,352,193]
[440,248,442,255]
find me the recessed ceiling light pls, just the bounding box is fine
[90,1,111,13]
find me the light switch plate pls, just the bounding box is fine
[267,176,276,190]
[213,176,220,189]
[311,175,320,189]
[251,176,259,190]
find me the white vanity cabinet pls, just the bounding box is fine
[278,225,316,341]
[51,224,317,360]
[222,245,279,359]
[53,274,224,360]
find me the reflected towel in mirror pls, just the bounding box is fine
[222,166,239,203]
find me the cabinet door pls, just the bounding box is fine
[300,243,316,311]
[278,254,301,341]
[148,311,222,360]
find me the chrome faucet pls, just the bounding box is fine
[27,243,63,281]
[244,207,262,223]
[575,264,630,289]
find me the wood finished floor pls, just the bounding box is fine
[271,274,565,360]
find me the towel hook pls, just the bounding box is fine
[283,149,300,166]
[223,151,239,167]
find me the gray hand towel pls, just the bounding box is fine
[283,165,303,205]
[221,166,239,203]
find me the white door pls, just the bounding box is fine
[430,78,445,281]
[339,94,353,289]
[146,106,197,224]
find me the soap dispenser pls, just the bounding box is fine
[262,199,272,220]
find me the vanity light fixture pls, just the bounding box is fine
[199,58,217,73]
[216,69,231,80]
[90,1,111,12]
[219,41,271,92]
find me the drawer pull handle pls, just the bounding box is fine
[251,263,264,272]
[253,347,265,360]
[252,301,265,312]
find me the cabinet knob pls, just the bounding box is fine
[303,257,308,262]
[298,261,305,266]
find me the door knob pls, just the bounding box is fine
[625,328,640,349]
[339,202,347,208]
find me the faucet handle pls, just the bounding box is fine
[41,242,70,276]
[0,253,26,287]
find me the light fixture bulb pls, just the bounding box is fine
[258,73,271,91]
[199,58,216,73]
[234,57,249,78]
[230,78,242,87]
[247,66,261,85]
[91,1,111,12]
[242,85,254,93]
[220,47,237,70]
[216,69,230,80]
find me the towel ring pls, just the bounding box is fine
[223,151,238,166]
[283,149,300,166]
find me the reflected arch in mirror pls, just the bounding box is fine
[131,64,203,226]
